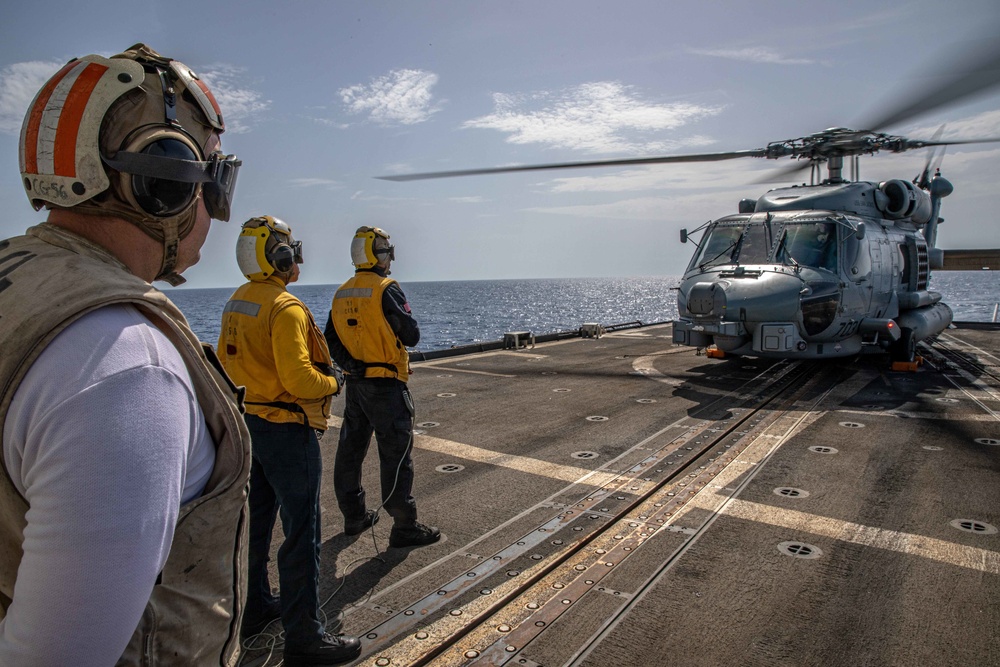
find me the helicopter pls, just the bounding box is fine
[378,43,1000,364]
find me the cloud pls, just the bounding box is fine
[0,60,64,134]
[197,64,271,134]
[526,190,750,222]
[544,159,767,194]
[449,196,487,203]
[463,82,723,154]
[0,59,269,136]
[288,178,342,189]
[340,69,442,125]
[687,47,814,65]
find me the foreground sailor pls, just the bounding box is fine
[325,226,441,548]
[0,45,250,664]
[218,216,361,665]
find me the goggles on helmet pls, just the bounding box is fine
[103,148,241,221]
[374,242,395,262]
[266,217,304,264]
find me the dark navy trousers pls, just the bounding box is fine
[245,414,324,646]
[334,378,418,525]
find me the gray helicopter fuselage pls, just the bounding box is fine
[672,181,952,359]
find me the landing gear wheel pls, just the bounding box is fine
[891,327,916,363]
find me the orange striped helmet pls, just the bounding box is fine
[18,44,227,214]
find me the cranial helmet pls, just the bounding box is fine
[237,216,303,281]
[18,43,241,285]
[351,226,394,269]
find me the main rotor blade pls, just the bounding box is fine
[863,39,1000,132]
[377,149,766,181]
[910,136,1000,148]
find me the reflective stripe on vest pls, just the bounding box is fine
[330,272,409,382]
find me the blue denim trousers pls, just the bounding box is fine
[245,414,324,646]
[334,378,418,525]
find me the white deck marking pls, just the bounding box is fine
[713,497,1000,574]
[327,416,619,487]
[414,350,548,377]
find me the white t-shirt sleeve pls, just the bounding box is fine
[0,304,216,666]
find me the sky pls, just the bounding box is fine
[2,0,1000,289]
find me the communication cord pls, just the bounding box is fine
[238,384,416,666]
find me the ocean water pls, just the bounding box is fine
[168,273,1000,353]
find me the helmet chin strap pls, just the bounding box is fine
[155,217,184,286]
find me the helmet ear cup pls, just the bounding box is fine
[268,244,295,273]
[119,129,202,218]
[130,139,199,216]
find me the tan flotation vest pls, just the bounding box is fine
[218,279,335,430]
[0,224,251,666]
[331,272,410,382]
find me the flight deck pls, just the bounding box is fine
[243,322,1000,667]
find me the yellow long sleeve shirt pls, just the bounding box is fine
[219,277,338,429]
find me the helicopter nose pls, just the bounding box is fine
[685,273,804,322]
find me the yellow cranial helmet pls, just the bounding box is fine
[236,215,302,281]
[351,225,394,269]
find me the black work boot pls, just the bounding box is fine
[241,598,281,639]
[344,509,379,536]
[283,632,362,666]
[389,521,441,548]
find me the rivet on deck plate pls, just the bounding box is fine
[498,624,512,632]
[465,650,480,659]
[376,658,391,666]
[415,632,429,640]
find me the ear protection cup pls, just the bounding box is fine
[268,244,295,273]
[117,126,203,218]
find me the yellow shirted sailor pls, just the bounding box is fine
[218,216,361,665]
[324,226,441,548]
